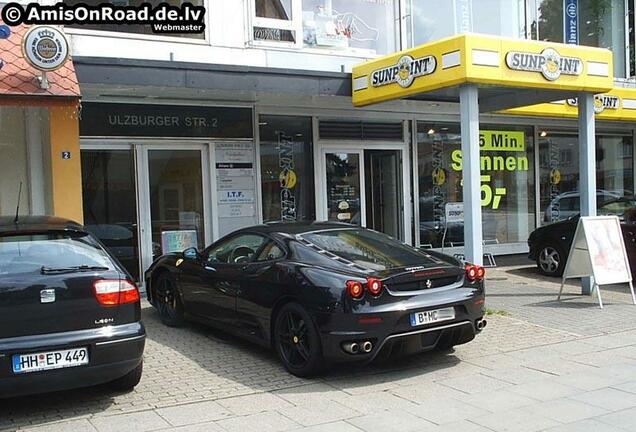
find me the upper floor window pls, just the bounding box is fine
[250,0,398,56]
[531,0,628,78]
[65,0,205,40]
[407,0,526,45]
[406,0,629,78]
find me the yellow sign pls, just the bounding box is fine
[432,167,446,186]
[480,130,525,152]
[502,87,636,122]
[279,168,297,189]
[352,34,613,107]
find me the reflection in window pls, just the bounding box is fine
[417,123,535,248]
[256,0,293,19]
[534,0,626,77]
[408,0,525,46]
[539,132,634,224]
[65,0,205,39]
[259,116,315,223]
[302,0,397,54]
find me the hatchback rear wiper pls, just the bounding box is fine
[41,265,110,274]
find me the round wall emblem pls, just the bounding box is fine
[22,25,69,72]
[540,48,562,81]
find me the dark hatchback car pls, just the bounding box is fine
[529,197,636,276]
[146,222,486,377]
[0,216,145,398]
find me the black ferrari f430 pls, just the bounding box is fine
[146,222,486,376]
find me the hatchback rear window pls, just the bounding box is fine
[0,231,113,275]
[300,229,437,271]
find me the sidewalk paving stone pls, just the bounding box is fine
[215,411,300,432]
[155,400,234,426]
[595,406,636,430]
[346,409,437,432]
[569,387,636,412]
[470,406,561,432]
[89,411,169,432]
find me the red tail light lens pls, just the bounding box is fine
[346,280,364,299]
[465,264,485,282]
[94,279,140,306]
[366,277,383,296]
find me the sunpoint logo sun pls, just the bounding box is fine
[505,48,582,81]
[371,54,436,88]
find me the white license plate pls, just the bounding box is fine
[410,308,455,327]
[12,347,89,374]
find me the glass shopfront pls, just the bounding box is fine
[539,131,634,224]
[259,115,315,223]
[416,122,536,249]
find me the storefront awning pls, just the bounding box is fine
[352,34,613,111]
[0,22,80,105]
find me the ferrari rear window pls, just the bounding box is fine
[300,229,437,271]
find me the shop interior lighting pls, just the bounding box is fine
[427,128,435,135]
[540,131,548,137]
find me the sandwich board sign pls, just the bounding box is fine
[558,216,636,308]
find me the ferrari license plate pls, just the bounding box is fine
[410,308,455,327]
[12,348,89,374]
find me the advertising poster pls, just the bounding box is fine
[161,230,198,254]
[215,142,256,219]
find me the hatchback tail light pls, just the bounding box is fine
[465,264,485,282]
[94,279,140,306]
[366,277,383,296]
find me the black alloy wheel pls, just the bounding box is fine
[274,303,323,377]
[155,273,184,327]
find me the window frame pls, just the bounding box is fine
[247,0,403,55]
[247,0,303,48]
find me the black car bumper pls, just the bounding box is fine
[0,322,145,398]
[316,286,484,363]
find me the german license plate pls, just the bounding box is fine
[410,308,455,327]
[12,348,89,374]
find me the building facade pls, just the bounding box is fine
[2,0,635,283]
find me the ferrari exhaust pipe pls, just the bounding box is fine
[343,342,360,354]
[476,319,487,330]
[362,341,373,353]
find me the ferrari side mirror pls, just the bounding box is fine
[183,247,199,260]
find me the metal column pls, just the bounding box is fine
[579,92,597,295]
[460,84,483,265]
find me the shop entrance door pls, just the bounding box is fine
[137,145,212,277]
[317,145,409,241]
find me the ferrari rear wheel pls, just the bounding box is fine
[155,273,184,327]
[274,303,323,377]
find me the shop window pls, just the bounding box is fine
[250,0,398,55]
[539,132,634,224]
[532,0,627,77]
[416,123,536,248]
[259,115,315,223]
[65,0,205,40]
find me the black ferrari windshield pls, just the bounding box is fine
[300,229,437,271]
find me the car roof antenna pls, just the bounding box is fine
[14,181,22,223]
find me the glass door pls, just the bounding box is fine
[324,151,365,226]
[365,150,402,239]
[138,146,210,275]
[81,147,141,281]
[318,145,409,242]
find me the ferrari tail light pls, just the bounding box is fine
[346,280,364,299]
[366,277,383,296]
[465,264,485,282]
[94,279,140,306]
